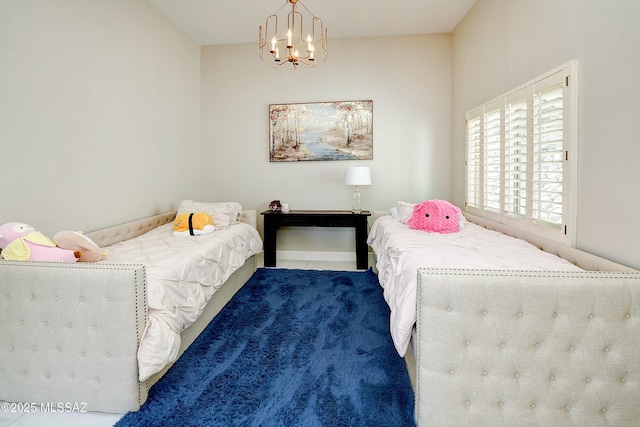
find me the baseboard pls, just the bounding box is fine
[276,250,356,262]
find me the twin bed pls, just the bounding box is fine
[0,203,262,413]
[368,206,640,426]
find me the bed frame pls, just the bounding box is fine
[0,211,259,414]
[371,211,640,426]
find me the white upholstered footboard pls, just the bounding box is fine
[415,268,640,426]
[0,262,148,413]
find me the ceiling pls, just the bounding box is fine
[147,0,477,46]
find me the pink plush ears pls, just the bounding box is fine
[408,200,461,234]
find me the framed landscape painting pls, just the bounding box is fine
[269,100,373,162]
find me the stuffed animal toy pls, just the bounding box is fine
[53,230,104,262]
[173,212,215,236]
[408,200,462,234]
[0,222,80,262]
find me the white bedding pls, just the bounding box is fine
[100,222,263,381]
[367,215,583,357]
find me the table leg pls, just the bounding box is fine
[263,220,277,267]
[355,218,369,270]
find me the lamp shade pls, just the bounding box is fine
[345,166,371,186]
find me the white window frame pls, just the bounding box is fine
[464,61,578,246]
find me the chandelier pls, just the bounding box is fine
[258,0,328,69]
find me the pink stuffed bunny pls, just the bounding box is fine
[408,200,461,234]
[0,222,79,262]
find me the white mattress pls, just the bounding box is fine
[367,215,582,357]
[100,222,263,381]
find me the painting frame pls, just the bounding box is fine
[269,100,373,162]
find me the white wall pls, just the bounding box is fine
[0,0,201,236]
[452,0,640,269]
[201,34,452,255]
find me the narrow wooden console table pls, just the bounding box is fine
[261,210,371,270]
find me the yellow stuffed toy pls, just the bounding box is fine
[173,212,215,236]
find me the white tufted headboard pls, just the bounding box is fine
[85,210,257,249]
[85,212,177,248]
[415,268,640,426]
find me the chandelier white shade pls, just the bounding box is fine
[259,0,328,69]
[345,166,371,213]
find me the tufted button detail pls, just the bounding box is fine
[10,346,14,351]
[589,314,594,319]
[68,323,73,329]
[447,307,452,312]
[46,373,51,378]
[482,371,488,376]
[449,370,455,375]
[501,343,506,349]
[32,346,37,352]
[586,377,592,383]
[535,343,541,349]
[569,346,575,351]
[465,400,470,406]
[604,347,610,352]
[482,310,488,315]
[621,377,627,383]
[601,408,607,413]
[566,405,571,411]
[518,312,523,317]
[106,297,111,302]
[465,340,470,346]
[55,296,59,302]
[552,312,557,318]
[43,320,48,326]
[106,353,111,358]
[81,351,86,357]
[550,375,555,381]
[498,401,504,407]
[79,296,85,302]
[531,403,536,409]
[626,314,631,319]
[515,373,520,379]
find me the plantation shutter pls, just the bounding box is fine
[504,89,528,218]
[465,110,482,209]
[532,72,565,229]
[483,106,501,213]
[463,61,576,245]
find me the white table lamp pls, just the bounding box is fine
[345,166,371,213]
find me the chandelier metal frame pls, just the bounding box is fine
[259,0,328,69]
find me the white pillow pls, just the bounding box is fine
[458,212,468,229]
[397,201,415,224]
[176,200,242,230]
[388,207,399,220]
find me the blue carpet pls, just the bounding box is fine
[116,268,415,427]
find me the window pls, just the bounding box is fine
[464,61,578,245]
